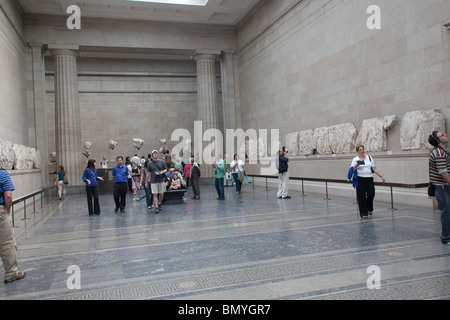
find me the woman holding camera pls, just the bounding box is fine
[351,145,385,219]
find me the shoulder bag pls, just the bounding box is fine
[63,173,69,185]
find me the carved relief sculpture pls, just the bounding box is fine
[299,130,315,156]
[400,109,446,150]
[133,138,145,150]
[0,140,15,170]
[108,140,118,150]
[328,123,358,154]
[83,141,92,158]
[356,115,398,152]
[286,132,299,156]
[159,139,168,154]
[313,127,332,155]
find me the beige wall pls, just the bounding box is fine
[235,0,450,194]
[2,0,449,205]
[237,0,450,149]
[44,57,222,163]
[0,0,28,145]
[23,14,237,52]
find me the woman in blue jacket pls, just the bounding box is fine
[82,159,104,216]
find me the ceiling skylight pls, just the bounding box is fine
[127,0,208,6]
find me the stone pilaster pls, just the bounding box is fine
[50,45,83,186]
[27,43,49,185]
[220,51,240,131]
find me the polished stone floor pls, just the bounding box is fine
[1,182,449,300]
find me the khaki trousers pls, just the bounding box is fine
[277,171,289,198]
[0,206,19,281]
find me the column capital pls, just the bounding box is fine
[28,42,44,54]
[47,44,80,57]
[192,50,221,62]
[28,42,44,48]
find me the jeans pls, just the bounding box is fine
[144,184,153,208]
[434,185,450,244]
[215,177,224,199]
[232,173,242,192]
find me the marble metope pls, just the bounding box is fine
[400,109,446,150]
[286,110,444,156]
[0,140,41,170]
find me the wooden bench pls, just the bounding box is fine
[162,189,187,203]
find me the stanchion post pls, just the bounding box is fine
[390,186,397,211]
[324,181,330,200]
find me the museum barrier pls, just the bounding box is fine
[247,174,428,210]
[11,185,57,227]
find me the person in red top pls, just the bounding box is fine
[184,161,191,188]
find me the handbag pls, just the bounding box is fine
[368,155,375,174]
[427,183,435,198]
[238,170,245,182]
[63,174,69,185]
[236,162,245,182]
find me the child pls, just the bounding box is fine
[225,169,233,187]
[169,172,181,190]
[131,163,141,200]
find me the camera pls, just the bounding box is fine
[154,171,163,183]
[357,160,365,165]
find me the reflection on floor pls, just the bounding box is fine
[1,182,449,300]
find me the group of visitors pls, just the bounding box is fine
[212,154,249,200]
[1,129,449,286]
[277,144,385,219]
[79,150,204,215]
[347,129,449,245]
[52,136,450,248]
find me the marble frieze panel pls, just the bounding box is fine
[400,109,446,150]
[288,109,446,156]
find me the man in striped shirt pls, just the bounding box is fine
[428,131,450,245]
[0,169,26,283]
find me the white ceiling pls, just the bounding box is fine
[18,0,264,26]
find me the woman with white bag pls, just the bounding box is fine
[230,154,247,194]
